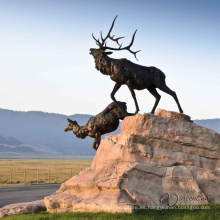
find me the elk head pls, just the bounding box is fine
[64,118,79,132]
[90,16,141,60]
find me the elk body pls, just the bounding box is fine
[64,101,128,150]
[90,16,183,115]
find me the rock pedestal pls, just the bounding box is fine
[0,200,46,218]
[44,109,220,213]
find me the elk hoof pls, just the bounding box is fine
[126,112,135,116]
[93,145,97,151]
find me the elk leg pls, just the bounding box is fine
[147,87,161,114]
[127,81,140,114]
[110,83,121,101]
[159,85,183,113]
[92,139,97,151]
[96,132,101,150]
[110,83,126,115]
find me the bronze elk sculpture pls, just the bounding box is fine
[90,16,183,115]
[64,101,129,150]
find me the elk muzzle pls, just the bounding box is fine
[64,126,71,132]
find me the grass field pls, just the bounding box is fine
[0,159,92,186]
[3,204,220,220]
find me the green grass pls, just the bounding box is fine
[3,204,220,220]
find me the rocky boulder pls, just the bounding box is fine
[0,200,46,218]
[44,109,220,213]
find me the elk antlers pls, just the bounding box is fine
[92,16,141,60]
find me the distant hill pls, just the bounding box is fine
[0,135,23,146]
[0,109,120,157]
[0,144,36,153]
[194,119,220,133]
[0,108,219,158]
[0,133,62,158]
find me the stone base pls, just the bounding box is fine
[45,193,138,213]
[0,200,46,218]
[155,109,192,122]
[44,109,220,213]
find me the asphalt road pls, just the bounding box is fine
[0,184,60,208]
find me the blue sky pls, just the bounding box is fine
[0,0,219,119]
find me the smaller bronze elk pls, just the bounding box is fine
[90,16,183,115]
[64,102,129,150]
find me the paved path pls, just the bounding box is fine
[0,184,60,208]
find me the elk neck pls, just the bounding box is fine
[72,123,89,138]
[71,122,81,134]
[94,53,129,84]
[94,54,112,76]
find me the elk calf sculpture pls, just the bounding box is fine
[64,102,129,150]
[90,16,183,115]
